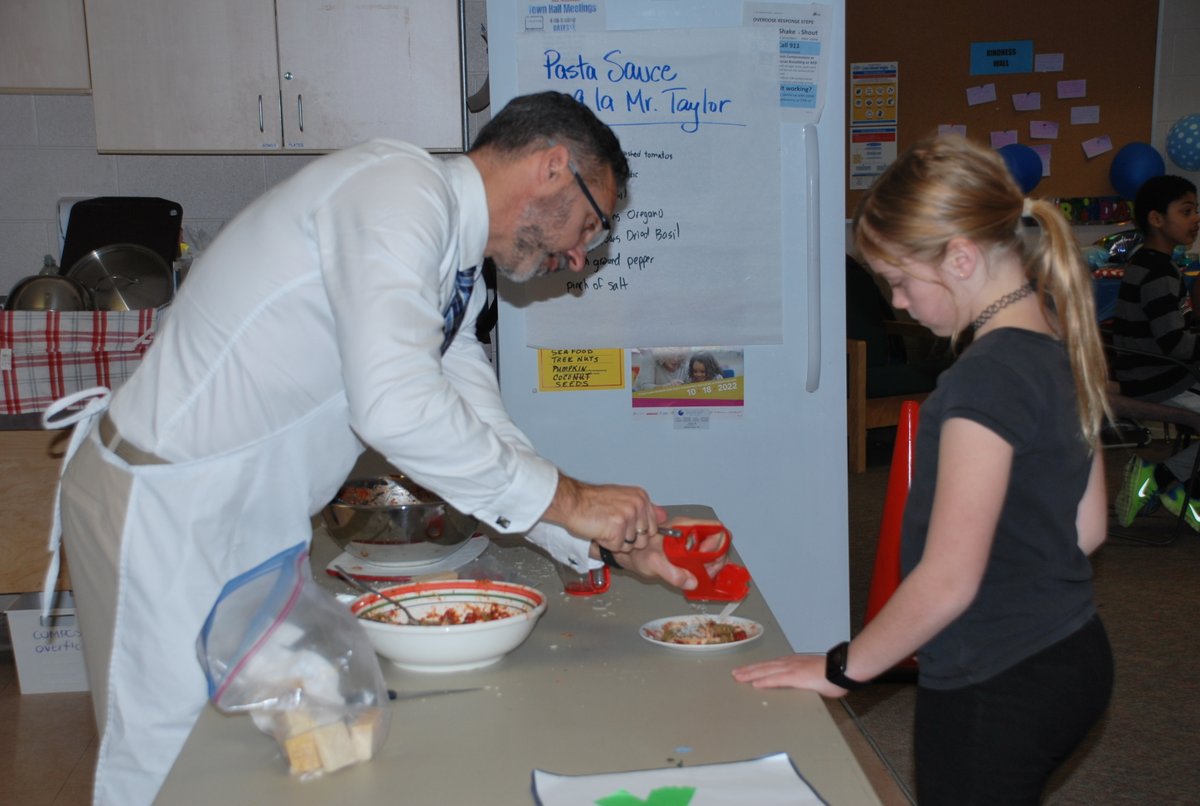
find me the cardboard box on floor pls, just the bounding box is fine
[5,591,89,694]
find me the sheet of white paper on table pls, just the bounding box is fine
[531,752,827,805]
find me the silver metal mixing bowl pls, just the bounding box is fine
[321,475,478,567]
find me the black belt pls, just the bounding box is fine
[99,412,169,465]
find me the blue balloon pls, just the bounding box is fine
[997,143,1043,193]
[1110,142,1165,200]
[1167,113,1200,172]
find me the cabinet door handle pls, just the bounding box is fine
[258,94,264,133]
[296,94,304,133]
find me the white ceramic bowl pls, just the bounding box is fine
[350,580,547,673]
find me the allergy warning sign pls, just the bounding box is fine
[538,349,625,391]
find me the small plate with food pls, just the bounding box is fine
[639,614,763,652]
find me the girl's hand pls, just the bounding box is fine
[732,654,850,698]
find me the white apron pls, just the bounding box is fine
[43,388,361,806]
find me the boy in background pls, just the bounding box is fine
[1113,174,1200,529]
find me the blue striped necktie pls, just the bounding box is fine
[440,265,477,353]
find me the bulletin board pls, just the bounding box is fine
[846,0,1158,215]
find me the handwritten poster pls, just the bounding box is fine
[510,27,783,348]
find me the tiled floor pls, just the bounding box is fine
[0,648,96,806]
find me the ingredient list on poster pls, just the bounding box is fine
[512,25,782,348]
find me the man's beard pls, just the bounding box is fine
[492,194,573,283]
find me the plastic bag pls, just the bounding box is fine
[197,542,391,780]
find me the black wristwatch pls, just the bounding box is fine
[825,641,868,690]
[597,545,623,569]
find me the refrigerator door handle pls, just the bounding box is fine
[803,123,821,393]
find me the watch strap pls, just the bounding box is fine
[825,641,868,690]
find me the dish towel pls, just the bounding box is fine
[440,265,477,354]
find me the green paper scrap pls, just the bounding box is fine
[595,786,696,806]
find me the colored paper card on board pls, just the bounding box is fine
[1012,92,1041,111]
[1034,53,1064,72]
[1030,120,1059,139]
[966,83,997,106]
[1071,106,1100,125]
[969,40,1034,75]
[1082,135,1113,159]
[938,124,967,137]
[1032,144,1052,176]
[990,130,1018,148]
[1057,79,1087,99]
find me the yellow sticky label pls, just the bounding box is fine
[537,349,625,392]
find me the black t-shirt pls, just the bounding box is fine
[901,328,1098,689]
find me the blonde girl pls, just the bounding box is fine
[734,136,1113,804]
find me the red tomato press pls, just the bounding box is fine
[661,523,750,602]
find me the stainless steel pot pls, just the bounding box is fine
[321,475,478,567]
[4,267,94,311]
[66,243,174,311]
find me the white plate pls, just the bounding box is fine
[639,614,763,652]
[325,535,489,582]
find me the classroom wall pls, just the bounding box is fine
[846,0,1160,215]
[1151,0,1200,191]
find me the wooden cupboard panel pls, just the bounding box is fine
[0,430,72,593]
[0,0,91,93]
[276,0,467,152]
[85,0,282,152]
[84,0,466,153]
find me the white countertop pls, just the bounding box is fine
[157,506,880,805]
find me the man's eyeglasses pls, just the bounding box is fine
[569,161,612,252]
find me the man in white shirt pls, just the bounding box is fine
[51,92,713,806]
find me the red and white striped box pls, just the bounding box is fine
[0,309,159,415]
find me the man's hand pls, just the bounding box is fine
[542,473,666,552]
[593,517,729,591]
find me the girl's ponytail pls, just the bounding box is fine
[1023,198,1111,446]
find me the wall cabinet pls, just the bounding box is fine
[84,0,467,154]
[0,0,90,93]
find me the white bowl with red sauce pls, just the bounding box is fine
[350,579,547,673]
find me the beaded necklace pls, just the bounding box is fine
[969,282,1035,332]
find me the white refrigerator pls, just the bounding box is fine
[487,0,849,651]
